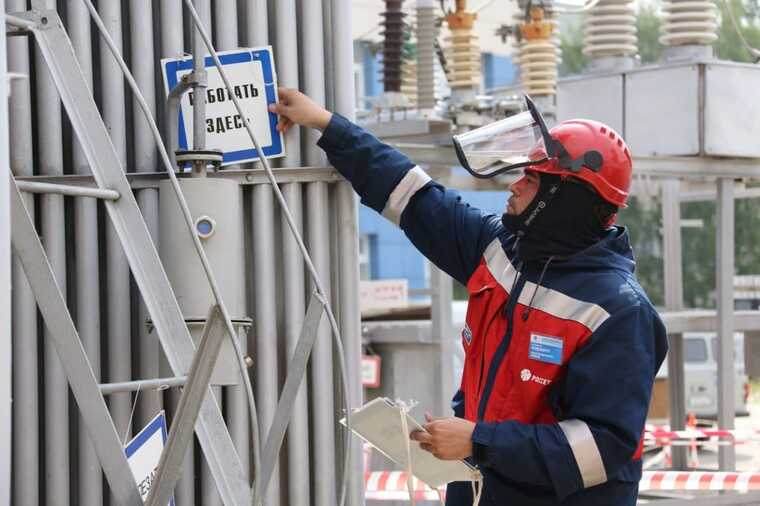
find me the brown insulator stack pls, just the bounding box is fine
[381,0,406,92]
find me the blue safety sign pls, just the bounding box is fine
[162,47,285,166]
[124,411,174,505]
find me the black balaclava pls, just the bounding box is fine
[501,172,617,262]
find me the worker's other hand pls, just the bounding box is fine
[268,87,333,133]
[409,412,475,460]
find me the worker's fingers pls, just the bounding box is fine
[409,430,433,444]
[425,412,443,423]
[419,443,434,454]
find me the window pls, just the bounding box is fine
[710,336,744,364]
[684,338,708,363]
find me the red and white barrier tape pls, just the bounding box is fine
[363,471,760,500]
[364,471,443,501]
[645,428,760,441]
[640,471,760,492]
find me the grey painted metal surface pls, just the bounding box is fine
[9,179,144,506]
[431,265,456,417]
[280,182,312,506]
[716,178,736,470]
[99,376,188,395]
[15,180,120,199]
[65,0,103,502]
[661,180,687,470]
[252,182,281,506]
[30,3,70,505]
[0,4,10,502]
[25,10,250,504]
[129,0,163,433]
[307,181,339,506]
[6,2,39,503]
[556,74,624,134]
[703,64,760,157]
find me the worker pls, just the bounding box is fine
[269,88,668,506]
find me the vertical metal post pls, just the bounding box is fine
[307,182,338,506]
[431,264,455,417]
[716,178,736,470]
[0,2,12,501]
[661,179,687,470]
[252,184,280,506]
[7,0,39,503]
[32,1,70,502]
[329,0,363,502]
[67,0,103,502]
[130,0,163,430]
[281,182,311,506]
[159,3,196,504]
[97,3,133,486]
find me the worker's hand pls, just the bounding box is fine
[268,87,333,133]
[409,412,475,460]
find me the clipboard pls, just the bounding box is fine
[340,397,480,489]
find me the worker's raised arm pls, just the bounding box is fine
[270,88,502,286]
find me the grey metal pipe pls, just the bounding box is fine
[129,0,163,432]
[0,0,9,497]
[7,0,39,502]
[307,181,338,506]
[33,0,70,503]
[416,0,437,110]
[716,178,736,470]
[66,0,103,503]
[275,0,301,167]
[15,181,120,200]
[159,2,195,502]
[100,376,188,395]
[245,0,269,47]
[96,4,133,505]
[299,0,327,167]
[192,0,209,155]
[225,327,250,480]
[281,182,311,506]
[214,0,239,50]
[252,184,280,506]
[328,0,364,502]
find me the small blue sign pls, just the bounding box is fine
[528,333,564,365]
[124,411,174,505]
[162,47,285,166]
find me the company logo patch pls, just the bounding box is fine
[528,333,564,365]
[520,368,552,386]
[462,323,473,345]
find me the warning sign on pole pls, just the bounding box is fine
[124,411,173,505]
[161,47,285,166]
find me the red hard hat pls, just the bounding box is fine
[528,120,632,208]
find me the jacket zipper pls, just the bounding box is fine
[476,273,526,422]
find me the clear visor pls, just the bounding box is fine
[452,110,547,178]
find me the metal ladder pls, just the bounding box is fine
[6,9,253,505]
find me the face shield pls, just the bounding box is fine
[451,96,603,179]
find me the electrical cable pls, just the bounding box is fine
[79,0,264,502]
[180,2,354,506]
[722,0,760,60]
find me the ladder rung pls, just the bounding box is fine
[15,180,121,200]
[99,376,188,395]
[5,13,35,30]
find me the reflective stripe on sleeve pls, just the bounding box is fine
[381,166,431,226]
[558,419,608,488]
